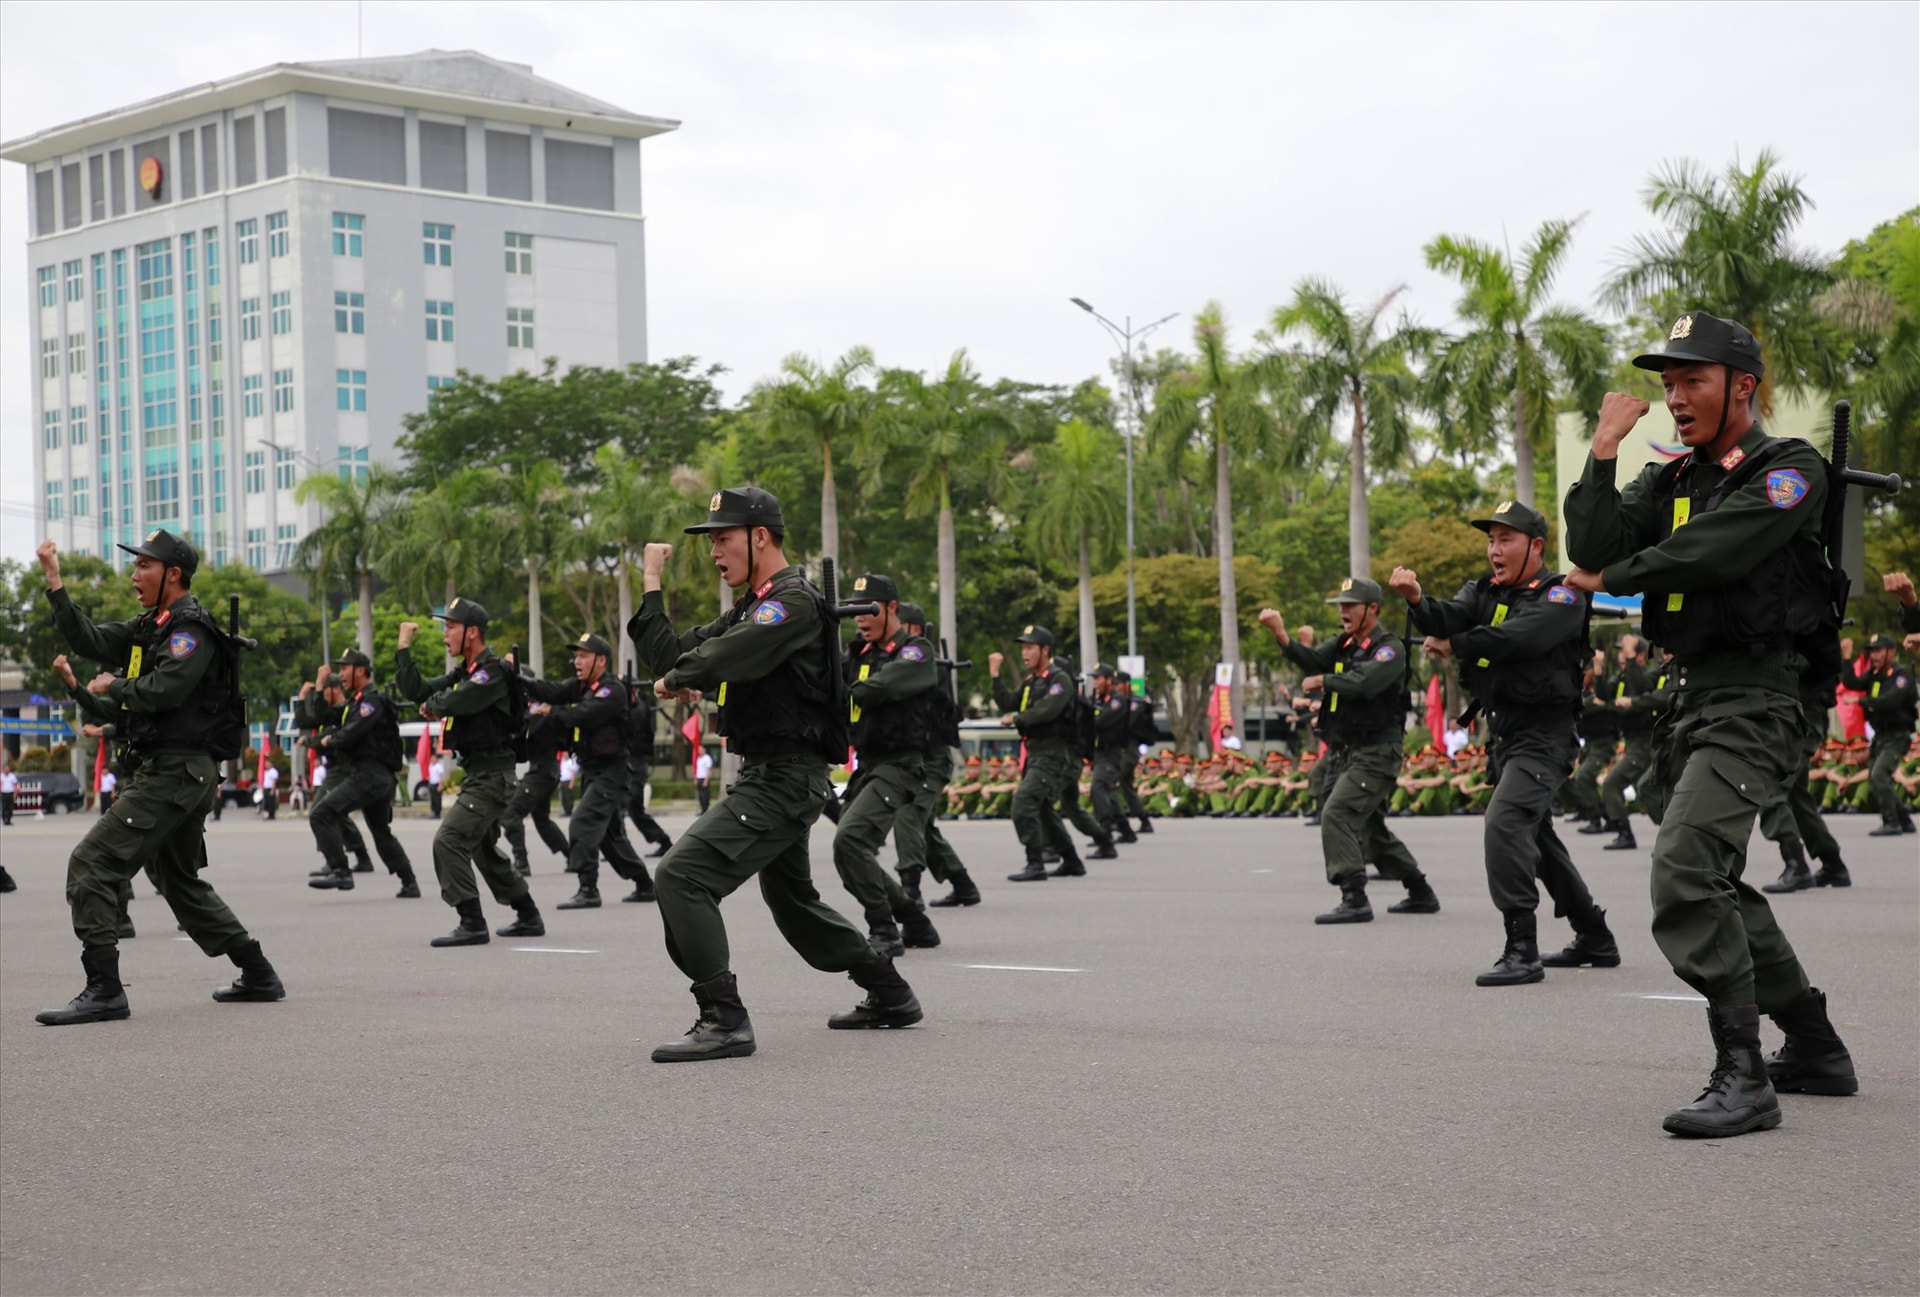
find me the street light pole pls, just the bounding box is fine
[1069,299,1177,660]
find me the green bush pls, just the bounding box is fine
[648,778,695,802]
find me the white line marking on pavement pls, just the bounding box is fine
[962,964,1084,973]
[513,947,599,954]
[1251,868,1273,874]
[1633,993,1709,1002]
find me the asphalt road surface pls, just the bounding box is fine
[2,804,1915,1296]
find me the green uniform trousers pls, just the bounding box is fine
[433,762,530,909]
[311,761,411,877]
[1119,751,1148,819]
[67,749,249,956]
[1568,739,1609,819]
[1868,730,1913,820]
[568,761,646,890]
[1647,685,1813,1011]
[1760,713,1839,859]
[1308,750,1334,814]
[1011,743,1076,855]
[309,773,370,860]
[1059,768,1108,842]
[504,764,570,864]
[1317,741,1421,886]
[1090,751,1127,830]
[1483,728,1596,917]
[653,752,872,984]
[894,746,964,885]
[833,754,918,925]
[1601,732,1654,822]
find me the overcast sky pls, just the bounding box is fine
[2,0,1915,565]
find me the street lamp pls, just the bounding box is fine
[1069,299,1178,660]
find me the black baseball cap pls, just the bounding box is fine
[333,650,372,669]
[1091,663,1115,678]
[1328,577,1384,605]
[1015,624,1054,646]
[1633,312,1765,380]
[434,596,489,630]
[1866,633,1900,651]
[852,574,899,604]
[571,632,612,658]
[897,602,928,629]
[1472,499,1550,540]
[686,486,786,535]
[118,528,198,577]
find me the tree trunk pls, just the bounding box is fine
[820,439,839,565]
[616,548,634,677]
[526,561,544,677]
[1512,387,1535,508]
[1347,391,1371,579]
[937,483,958,658]
[1077,527,1097,680]
[1214,429,1242,733]
[357,567,375,657]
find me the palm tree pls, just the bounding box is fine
[385,468,502,618]
[1267,281,1434,578]
[587,443,680,671]
[874,349,1018,652]
[754,346,876,565]
[1603,150,1833,415]
[1028,419,1124,675]
[1147,304,1293,730]
[492,459,581,676]
[293,465,407,655]
[1424,219,1611,506]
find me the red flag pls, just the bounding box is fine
[1426,673,1445,749]
[416,727,433,783]
[256,737,272,786]
[92,734,107,793]
[680,711,701,749]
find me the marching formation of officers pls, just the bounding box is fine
[17,312,1916,1143]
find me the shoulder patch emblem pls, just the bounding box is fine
[1373,644,1398,662]
[469,667,492,685]
[753,600,788,626]
[1718,445,1747,472]
[1898,675,1910,688]
[1047,682,1065,696]
[168,631,198,659]
[898,644,925,662]
[1765,468,1810,509]
[1546,585,1579,605]
[359,701,376,717]
[594,683,613,698]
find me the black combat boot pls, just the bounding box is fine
[430,899,490,947]
[308,864,354,891]
[865,905,905,959]
[651,972,756,1062]
[622,880,657,903]
[494,894,545,938]
[929,868,983,906]
[1135,816,1154,834]
[353,854,375,873]
[1476,910,1545,985]
[829,957,924,1029]
[897,866,924,904]
[1603,819,1638,850]
[898,899,941,949]
[515,859,533,877]
[1088,837,1119,860]
[1049,845,1088,877]
[1115,821,1139,844]
[1762,841,1815,894]
[557,884,602,910]
[1763,987,1859,1095]
[394,866,422,899]
[1867,813,1904,838]
[212,939,286,1003]
[117,900,136,940]
[1302,813,1321,827]
[1901,805,1916,834]
[1812,850,1851,888]
[36,948,130,1025]
[646,838,672,859]
[0,866,16,892]
[1040,847,1061,864]
[1314,879,1372,925]
[1008,850,1049,883]
[1387,873,1441,914]
[1540,905,1621,968]
[1577,816,1612,835]
[1663,1004,1782,1137]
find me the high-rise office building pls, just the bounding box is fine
[3,50,677,570]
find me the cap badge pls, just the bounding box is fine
[1022,624,1034,634]
[147,529,162,542]
[709,491,723,511]
[1339,578,1353,591]
[854,578,867,591]
[1496,500,1515,515]
[1670,315,1695,340]
[579,633,591,644]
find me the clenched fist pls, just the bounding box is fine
[398,621,420,649]
[1387,567,1421,604]
[987,652,1004,676]
[643,543,674,576]
[1592,392,1652,458]
[36,539,62,590]
[1257,608,1289,646]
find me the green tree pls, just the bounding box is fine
[293,464,408,655]
[753,347,877,565]
[1027,419,1124,674]
[193,565,325,719]
[383,468,503,618]
[489,460,583,676]
[584,443,684,665]
[1424,217,1610,506]
[1602,150,1834,415]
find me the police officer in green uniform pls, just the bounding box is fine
[1597,634,1659,849]
[1118,671,1155,835]
[1567,650,1617,832]
[306,650,421,897]
[1760,645,1851,892]
[33,533,285,1025]
[394,598,546,947]
[1260,579,1437,923]
[1392,500,1619,985]
[1087,664,1136,845]
[623,688,675,860]
[524,633,654,910]
[1564,311,1857,1137]
[832,575,942,956]
[628,488,922,1062]
[990,626,1084,882]
[1840,633,1917,835]
[293,667,378,878]
[892,602,981,909]
[503,703,571,876]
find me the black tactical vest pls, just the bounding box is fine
[119,596,238,756]
[846,633,943,758]
[714,573,847,762]
[1454,572,1590,721]
[442,651,515,758]
[627,690,657,764]
[1322,630,1408,746]
[336,686,404,770]
[1640,437,1833,660]
[1015,664,1080,746]
[572,676,630,764]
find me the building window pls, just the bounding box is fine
[336,368,368,412]
[240,297,261,342]
[71,476,89,517]
[334,291,365,334]
[244,451,265,493]
[267,211,289,257]
[272,369,295,416]
[273,447,296,490]
[37,266,56,308]
[43,410,61,447]
[331,213,364,257]
[243,374,263,419]
[246,526,266,569]
[236,218,259,265]
[70,406,87,445]
[270,290,292,336]
[275,523,298,569]
[205,229,220,287]
[64,260,83,302]
[427,374,456,407]
[46,480,63,521]
[423,223,454,266]
[41,338,60,379]
[338,446,370,483]
[207,302,222,361]
[425,300,455,342]
[507,307,535,350]
[68,333,86,374]
[505,232,532,274]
